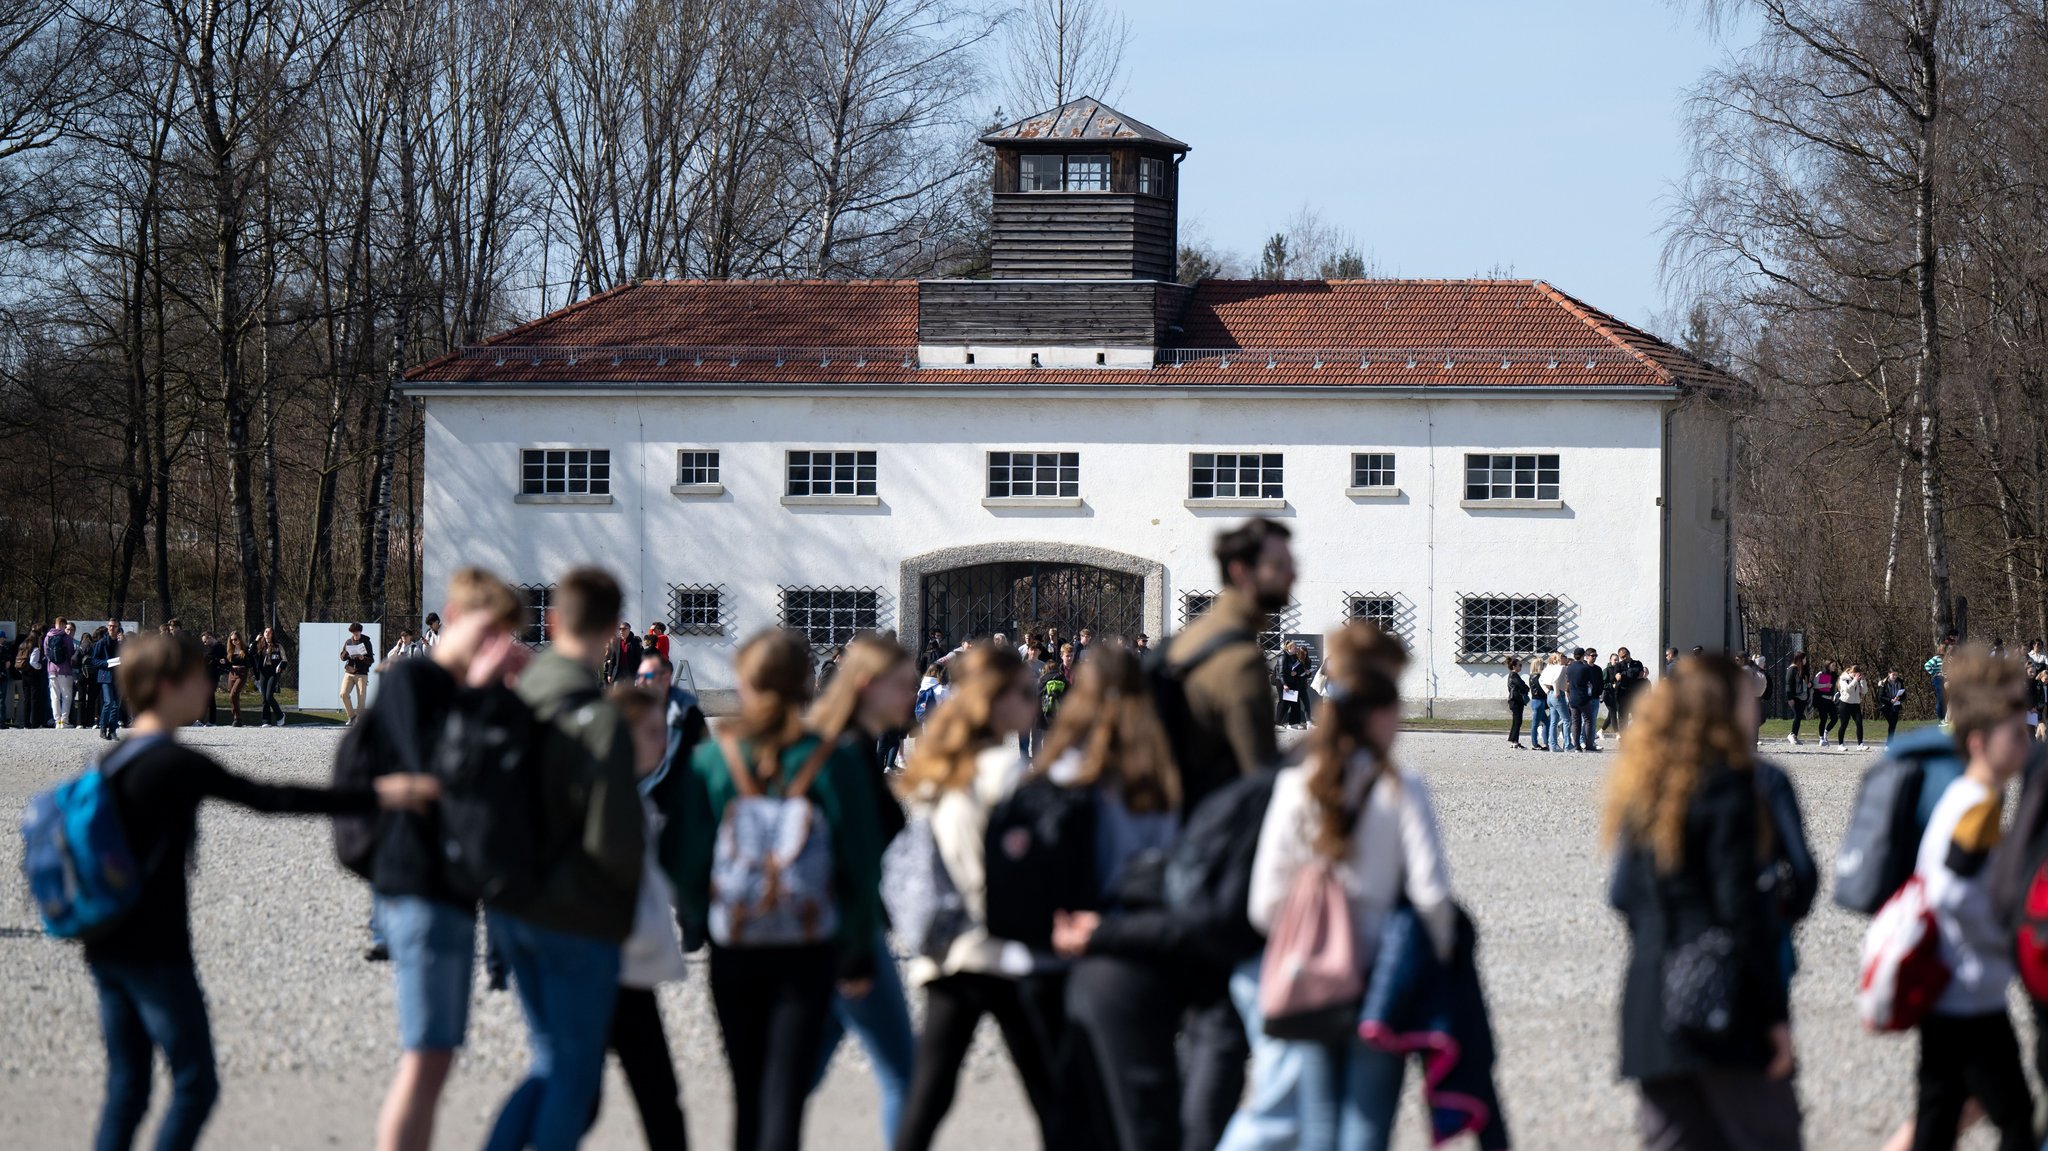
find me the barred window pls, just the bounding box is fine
[667,584,725,636]
[1177,591,1217,628]
[988,451,1079,499]
[1346,594,1400,632]
[514,583,554,646]
[521,449,610,496]
[1463,454,1559,502]
[1191,452,1283,500]
[780,586,880,649]
[1454,594,1562,663]
[676,450,720,487]
[787,450,876,497]
[1180,590,1299,658]
[1351,453,1396,489]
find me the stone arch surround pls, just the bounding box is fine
[898,542,1168,644]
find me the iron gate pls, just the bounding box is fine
[922,562,1145,648]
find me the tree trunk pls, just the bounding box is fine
[1883,446,1907,605]
[1910,10,1955,647]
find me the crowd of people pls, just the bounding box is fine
[27,513,2048,1151]
[0,618,304,732]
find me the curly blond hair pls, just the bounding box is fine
[1600,652,1759,873]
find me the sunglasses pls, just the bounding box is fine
[635,672,660,683]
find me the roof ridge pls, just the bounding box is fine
[1529,281,1670,385]
[473,281,646,348]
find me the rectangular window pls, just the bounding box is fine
[1178,591,1217,628]
[1138,156,1166,196]
[1065,154,1110,191]
[1020,153,1063,192]
[514,584,553,646]
[1351,453,1397,489]
[1346,594,1400,633]
[1463,453,1559,502]
[987,451,1079,499]
[780,586,881,649]
[1190,452,1284,501]
[675,450,720,487]
[667,583,725,636]
[520,448,610,496]
[1454,594,1562,663]
[786,450,877,497]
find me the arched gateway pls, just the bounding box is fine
[899,544,1167,649]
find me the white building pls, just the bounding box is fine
[404,100,1740,716]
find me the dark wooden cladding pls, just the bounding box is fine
[919,280,1189,345]
[991,192,1177,280]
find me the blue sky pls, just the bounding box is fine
[1104,0,1738,330]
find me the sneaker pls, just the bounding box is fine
[1858,744,1869,751]
[1786,733,1799,746]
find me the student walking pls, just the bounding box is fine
[1277,642,1312,729]
[1604,654,1802,1150]
[1782,652,1812,746]
[44,617,77,729]
[806,635,919,1145]
[1879,671,1908,744]
[79,632,436,1151]
[200,633,227,727]
[21,623,49,728]
[1505,657,1529,749]
[674,629,884,1151]
[485,568,646,1151]
[253,628,289,727]
[893,644,1060,1151]
[1925,644,1951,723]
[341,623,375,724]
[1833,665,1868,750]
[224,632,249,726]
[1528,662,1551,751]
[1813,663,1838,748]
[93,627,123,740]
[1904,649,2036,1151]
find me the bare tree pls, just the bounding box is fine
[1001,0,1128,114]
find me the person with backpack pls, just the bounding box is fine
[1527,658,1551,752]
[352,569,529,1151]
[1835,665,1869,751]
[484,567,646,1151]
[253,627,289,727]
[51,632,437,1151]
[806,634,919,1145]
[44,616,77,729]
[1228,623,1456,1150]
[893,643,1060,1151]
[1813,662,1838,749]
[673,629,883,1151]
[1782,652,1812,746]
[1603,654,1800,1150]
[1896,649,2036,1151]
[1038,647,1071,734]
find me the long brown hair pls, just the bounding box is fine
[724,630,814,773]
[1038,644,1180,814]
[901,644,1026,796]
[1601,653,1760,873]
[808,634,912,743]
[1304,623,1410,858]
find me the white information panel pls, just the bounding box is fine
[296,622,383,713]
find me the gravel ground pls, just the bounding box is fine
[0,726,2019,1149]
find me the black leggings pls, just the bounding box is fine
[1834,702,1865,744]
[1913,1012,2034,1151]
[1814,697,1836,737]
[898,972,1059,1151]
[601,986,687,1149]
[1788,698,1807,737]
[259,672,284,724]
[709,943,835,1151]
[1507,701,1525,744]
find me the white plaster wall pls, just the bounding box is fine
[422,389,1693,713]
[1666,397,1737,653]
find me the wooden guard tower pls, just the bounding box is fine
[980,98,1189,282]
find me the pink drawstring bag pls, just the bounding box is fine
[1259,856,1363,1041]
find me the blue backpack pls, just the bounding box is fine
[914,684,943,724]
[21,738,158,940]
[707,735,840,948]
[1833,727,1964,915]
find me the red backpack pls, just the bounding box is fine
[2014,860,2048,1001]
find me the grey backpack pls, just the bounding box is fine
[880,811,969,959]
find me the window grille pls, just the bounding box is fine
[786,450,876,497]
[988,451,1079,499]
[1066,154,1111,191]
[666,584,726,636]
[676,450,720,487]
[1177,591,1217,628]
[1179,591,1299,656]
[779,586,881,649]
[514,583,554,646]
[1351,453,1396,489]
[1463,454,1559,502]
[1190,452,1283,500]
[521,449,609,496]
[1345,594,1401,632]
[1453,594,1563,663]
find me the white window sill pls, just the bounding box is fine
[982,496,1083,509]
[780,494,880,507]
[515,493,612,505]
[1460,498,1564,511]
[1184,497,1285,510]
[1345,486,1402,499]
[670,483,725,497]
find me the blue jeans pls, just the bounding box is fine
[1218,958,1405,1151]
[482,911,623,1151]
[1529,700,1549,747]
[811,933,915,1144]
[98,681,121,734]
[1548,701,1571,751]
[1932,674,1947,722]
[89,959,220,1151]
[1575,698,1598,749]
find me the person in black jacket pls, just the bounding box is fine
[1505,656,1529,749]
[87,633,436,1151]
[1566,647,1606,752]
[1604,653,1801,1150]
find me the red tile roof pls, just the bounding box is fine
[407,278,1737,391]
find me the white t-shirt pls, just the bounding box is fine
[1916,774,2014,1016]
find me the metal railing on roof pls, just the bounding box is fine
[1163,347,1648,370]
[458,344,918,369]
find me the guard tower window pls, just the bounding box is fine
[1138,157,1166,196]
[1020,153,1063,192]
[1065,154,1110,191]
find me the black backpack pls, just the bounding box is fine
[44,629,74,666]
[983,775,1098,952]
[1162,768,1279,971]
[1144,628,1253,788]
[433,684,552,907]
[331,719,382,880]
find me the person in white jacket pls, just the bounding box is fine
[895,643,1057,1151]
[1223,622,1457,1151]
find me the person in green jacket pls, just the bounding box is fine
[484,566,644,1151]
[674,628,884,1151]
